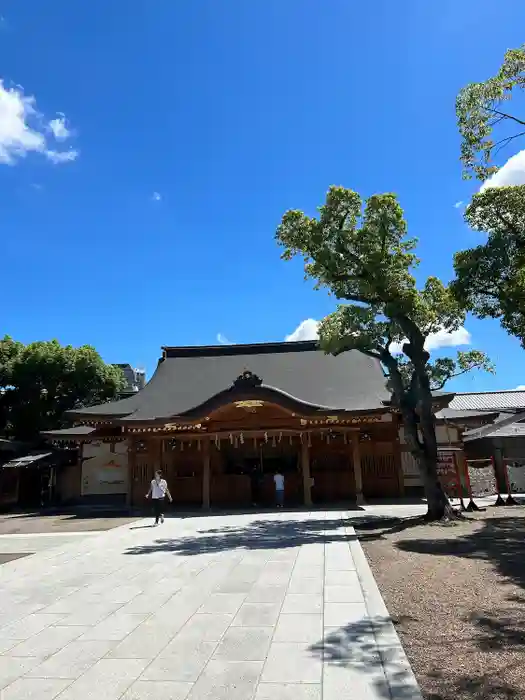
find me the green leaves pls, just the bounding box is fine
[276,185,493,410]
[457,44,525,180]
[276,187,418,309]
[0,337,126,440]
[276,186,467,358]
[452,185,525,347]
[426,351,495,391]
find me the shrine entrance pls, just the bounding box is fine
[221,440,301,506]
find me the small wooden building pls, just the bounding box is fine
[44,340,447,508]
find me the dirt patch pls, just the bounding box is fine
[0,552,30,565]
[0,512,139,535]
[358,507,525,700]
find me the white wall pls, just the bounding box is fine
[81,441,128,496]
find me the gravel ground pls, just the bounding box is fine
[358,507,525,700]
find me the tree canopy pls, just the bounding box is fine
[0,337,126,441]
[457,44,525,180]
[452,185,525,346]
[276,186,492,519]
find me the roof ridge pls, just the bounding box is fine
[455,389,525,396]
[161,340,320,358]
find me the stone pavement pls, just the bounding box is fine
[0,510,422,700]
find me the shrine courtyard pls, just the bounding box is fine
[1,501,523,700]
[0,507,421,700]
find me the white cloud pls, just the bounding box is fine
[285,319,319,342]
[45,149,78,164]
[0,80,77,165]
[217,332,232,345]
[390,326,471,354]
[152,191,162,202]
[453,200,464,209]
[516,385,525,390]
[48,116,71,141]
[286,318,471,355]
[480,149,525,191]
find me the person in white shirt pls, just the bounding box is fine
[146,470,172,525]
[273,471,285,508]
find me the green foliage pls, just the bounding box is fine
[452,185,525,347]
[276,186,492,510]
[276,186,490,386]
[0,337,126,440]
[457,44,525,180]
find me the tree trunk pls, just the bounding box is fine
[402,400,458,521]
[417,453,456,520]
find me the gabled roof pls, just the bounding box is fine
[68,341,391,422]
[464,411,525,442]
[447,390,525,412]
[42,426,96,438]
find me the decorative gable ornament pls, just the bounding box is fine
[232,370,263,389]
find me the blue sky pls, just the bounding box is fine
[1,0,524,390]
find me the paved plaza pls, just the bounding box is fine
[0,509,422,699]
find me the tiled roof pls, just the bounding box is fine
[69,341,391,421]
[448,391,525,411]
[482,423,525,439]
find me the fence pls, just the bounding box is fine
[465,456,519,507]
[503,457,525,499]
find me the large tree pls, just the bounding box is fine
[0,337,126,441]
[452,185,525,345]
[276,186,492,520]
[457,44,525,180]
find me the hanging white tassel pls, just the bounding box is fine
[240,432,244,445]
[229,433,233,445]
[264,432,268,443]
[279,432,282,443]
[272,435,276,447]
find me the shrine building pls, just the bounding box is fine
[44,340,455,508]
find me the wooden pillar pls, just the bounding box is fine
[125,439,133,507]
[352,431,365,505]
[301,439,312,506]
[202,438,211,509]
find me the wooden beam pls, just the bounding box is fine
[202,438,211,509]
[126,427,362,440]
[301,440,312,506]
[351,432,365,505]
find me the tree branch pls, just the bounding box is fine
[431,365,483,391]
[487,108,525,127]
[328,278,382,306]
[493,130,525,157]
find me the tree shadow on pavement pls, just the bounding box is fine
[396,515,525,591]
[312,611,524,700]
[124,517,357,556]
[310,615,422,700]
[353,515,428,542]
